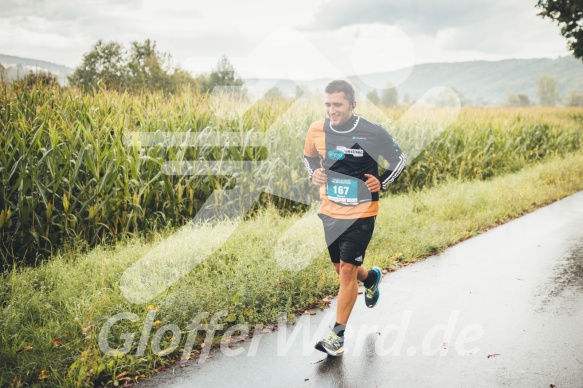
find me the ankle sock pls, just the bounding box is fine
[363,269,378,289]
[333,322,346,337]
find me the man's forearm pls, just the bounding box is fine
[379,153,407,189]
[303,155,321,180]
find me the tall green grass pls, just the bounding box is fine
[1,151,582,387]
[1,82,582,266]
[0,84,302,266]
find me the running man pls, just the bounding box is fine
[303,80,407,356]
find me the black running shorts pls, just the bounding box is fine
[318,213,376,266]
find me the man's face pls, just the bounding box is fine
[325,92,354,127]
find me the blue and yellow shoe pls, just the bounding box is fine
[364,266,382,308]
[315,329,345,356]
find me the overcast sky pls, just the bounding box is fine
[0,0,572,80]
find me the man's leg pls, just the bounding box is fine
[357,265,369,281]
[315,260,356,357]
[334,263,368,280]
[316,216,377,356]
[335,263,378,319]
[336,261,365,324]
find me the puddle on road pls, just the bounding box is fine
[536,237,583,313]
[549,238,583,296]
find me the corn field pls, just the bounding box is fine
[1,82,582,267]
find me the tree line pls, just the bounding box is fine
[365,83,399,107]
[0,39,244,96]
[66,39,242,94]
[506,75,583,107]
[3,36,583,106]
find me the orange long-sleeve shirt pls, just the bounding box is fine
[303,116,407,219]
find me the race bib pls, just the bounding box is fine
[326,177,358,205]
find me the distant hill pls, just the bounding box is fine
[2,53,582,105]
[0,54,74,84]
[247,56,583,106]
[353,56,583,106]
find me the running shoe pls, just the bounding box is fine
[315,329,345,356]
[364,266,382,308]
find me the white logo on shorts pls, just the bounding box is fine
[354,256,363,262]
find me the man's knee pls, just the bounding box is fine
[339,261,358,278]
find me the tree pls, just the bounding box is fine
[536,0,583,60]
[566,90,583,106]
[507,92,531,106]
[202,56,244,93]
[68,40,127,91]
[0,63,5,83]
[264,86,285,101]
[366,89,380,104]
[127,39,162,91]
[126,39,193,93]
[518,94,531,106]
[537,75,560,105]
[69,39,199,93]
[381,82,398,106]
[23,70,59,87]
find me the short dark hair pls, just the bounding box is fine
[325,80,355,104]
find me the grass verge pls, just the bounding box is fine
[1,151,583,387]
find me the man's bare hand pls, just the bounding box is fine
[364,174,381,193]
[311,168,327,185]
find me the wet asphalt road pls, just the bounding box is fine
[138,191,583,388]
